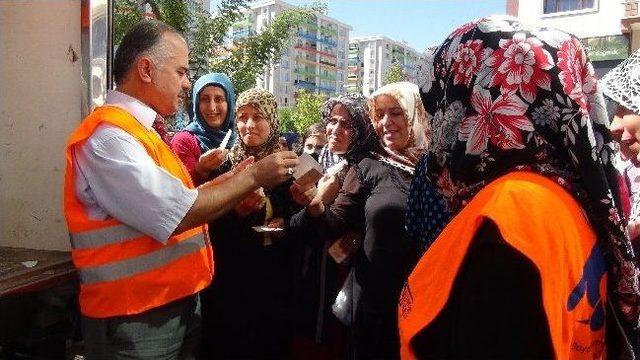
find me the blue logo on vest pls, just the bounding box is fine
[567,243,606,331]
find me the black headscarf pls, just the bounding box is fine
[321,93,381,166]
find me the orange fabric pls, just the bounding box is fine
[398,172,606,359]
[63,106,213,318]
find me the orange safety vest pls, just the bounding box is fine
[63,106,213,318]
[398,171,606,359]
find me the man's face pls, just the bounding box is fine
[611,105,640,166]
[146,33,191,117]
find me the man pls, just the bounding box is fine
[63,20,298,359]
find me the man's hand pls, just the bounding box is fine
[250,151,299,189]
[196,148,228,179]
[290,181,317,207]
[234,189,265,217]
[204,157,254,187]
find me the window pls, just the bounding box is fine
[543,0,595,14]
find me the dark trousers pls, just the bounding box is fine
[81,294,201,360]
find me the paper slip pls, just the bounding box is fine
[201,130,232,158]
[293,153,324,186]
[218,129,232,149]
[325,159,347,177]
[252,226,284,233]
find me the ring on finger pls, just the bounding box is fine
[287,167,295,176]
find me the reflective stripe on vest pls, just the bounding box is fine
[77,232,206,285]
[70,224,145,249]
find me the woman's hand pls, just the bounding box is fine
[196,148,228,179]
[290,181,317,207]
[234,189,265,217]
[307,175,339,217]
[317,174,340,204]
[265,217,286,239]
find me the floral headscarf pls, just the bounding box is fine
[229,88,281,166]
[370,81,429,169]
[321,93,380,165]
[419,15,640,326]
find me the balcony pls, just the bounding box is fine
[298,31,337,47]
[319,73,336,81]
[295,56,319,67]
[297,31,318,44]
[294,79,317,90]
[319,59,337,68]
[293,68,318,78]
[294,45,337,59]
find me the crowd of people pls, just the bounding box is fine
[64,13,640,360]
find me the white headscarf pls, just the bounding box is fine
[370,81,430,168]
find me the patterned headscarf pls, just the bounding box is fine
[370,81,429,169]
[229,88,280,166]
[321,93,380,165]
[601,48,640,114]
[419,15,640,326]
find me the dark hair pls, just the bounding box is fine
[303,123,326,142]
[113,20,181,85]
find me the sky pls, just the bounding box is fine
[211,0,507,52]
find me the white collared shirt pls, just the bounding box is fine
[72,90,198,243]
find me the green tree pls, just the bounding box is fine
[114,0,326,129]
[280,90,325,134]
[114,0,323,92]
[278,107,295,133]
[382,61,407,85]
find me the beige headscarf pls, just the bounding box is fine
[370,81,429,168]
[229,88,281,166]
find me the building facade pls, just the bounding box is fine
[507,0,629,77]
[346,36,422,96]
[228,0,351,108]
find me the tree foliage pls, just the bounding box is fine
[279,90,326,134]
[114,0,322,93]
[382,61,407,85]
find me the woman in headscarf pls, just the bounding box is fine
[601,49,640,243]
[202,88,302,359]
[289,93,379,359]
[399,15,640,359]
[295,84,429,358]
[171,73,236,185]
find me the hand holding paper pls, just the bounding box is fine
[197,148,228,177]
[293,153,324,187]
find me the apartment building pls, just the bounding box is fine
[507,0,629,77]
[346,36,422,96]
[228,0,351,108]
